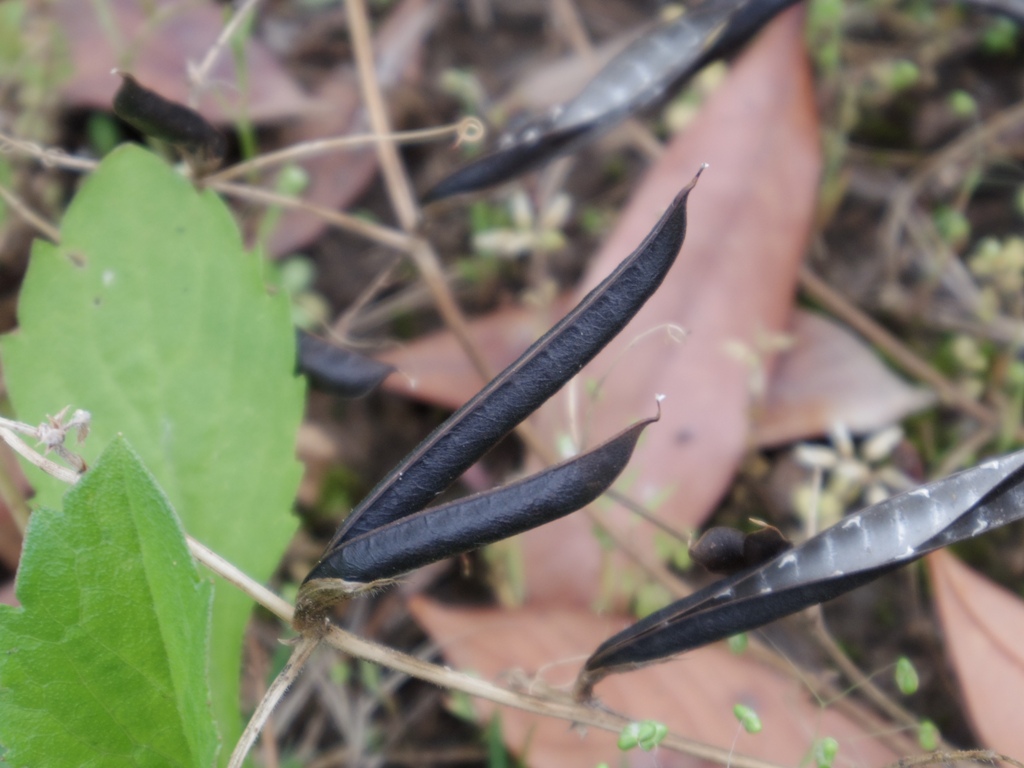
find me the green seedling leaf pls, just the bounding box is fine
[484,714,510,768]
[0,437,216,767]
[811,736,839,768]
[637,720,668,751]
[918,720,940,751]
[895,655,919,695]
[733,703,762,734]
[1,145,305,757]
[727,633,748,654]
[617,722,641,751]
[617,720,667,752]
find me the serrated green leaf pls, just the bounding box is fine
[1,145,305,758]
[0,437,217,768]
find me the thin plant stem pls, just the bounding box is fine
[808,609,950,747]
[0,130,98,172]
[343,0,418,232]
[227,635,318,768]
[187,526,791,768]
[187,537,294,623]
[205,118,485,185]
[0,182,60,242]
[0,427,80,485]
[316,621,788,768]
[343,0,497,382]
[211,180,416,253]
[188,0,264,106]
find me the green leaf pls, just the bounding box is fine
[918,720,940,751]
[811,736,839,768]
[617,720,667,752]
[727,633,748,654]
[0,437,217,767]
[733,703,762,734]
[1,145,305,757]
[894,655,919,695]
[617,722,642,751]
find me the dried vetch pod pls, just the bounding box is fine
[293,168,703,632]
[308,415,656,592]
[424,0,797,202]
[296,330,394,398]
[574,449,1024,700]
[112,72,227,175]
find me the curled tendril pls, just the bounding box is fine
[454,116,486,147]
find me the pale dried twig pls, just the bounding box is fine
[227,635,318,768]
[188,0,265,105]
[205,118,485,185]
[0,182,60,242]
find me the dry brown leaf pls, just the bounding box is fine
[929,550,1024,755]
[55,0,312,124]
[380,307,935,450]
[268,0,438,256]
[514,7,820,607]
[409,595,901,768]
[752,310,935,447]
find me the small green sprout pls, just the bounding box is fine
[653,531,692,571]
[633,582,673,619]
[86,113,123,157]
[982,17,1019,55]
[947,90,977,119]
[437,68,488,116]
[277,255,329,329]
[448,689,478,722]
[728,633,749,654]
[276,164,310,197]
[811,736,840,768]
[932,205,970,249]
[969,236,1024,295]
[918,720,940,750]
[617,720,668,752]
[329,660,350,687]
[882,59,920,93]
[806,0,843,72]
[895,656,920,695]
[357,659,381,694]
[484,714,510,768]
[733,703,762,734]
